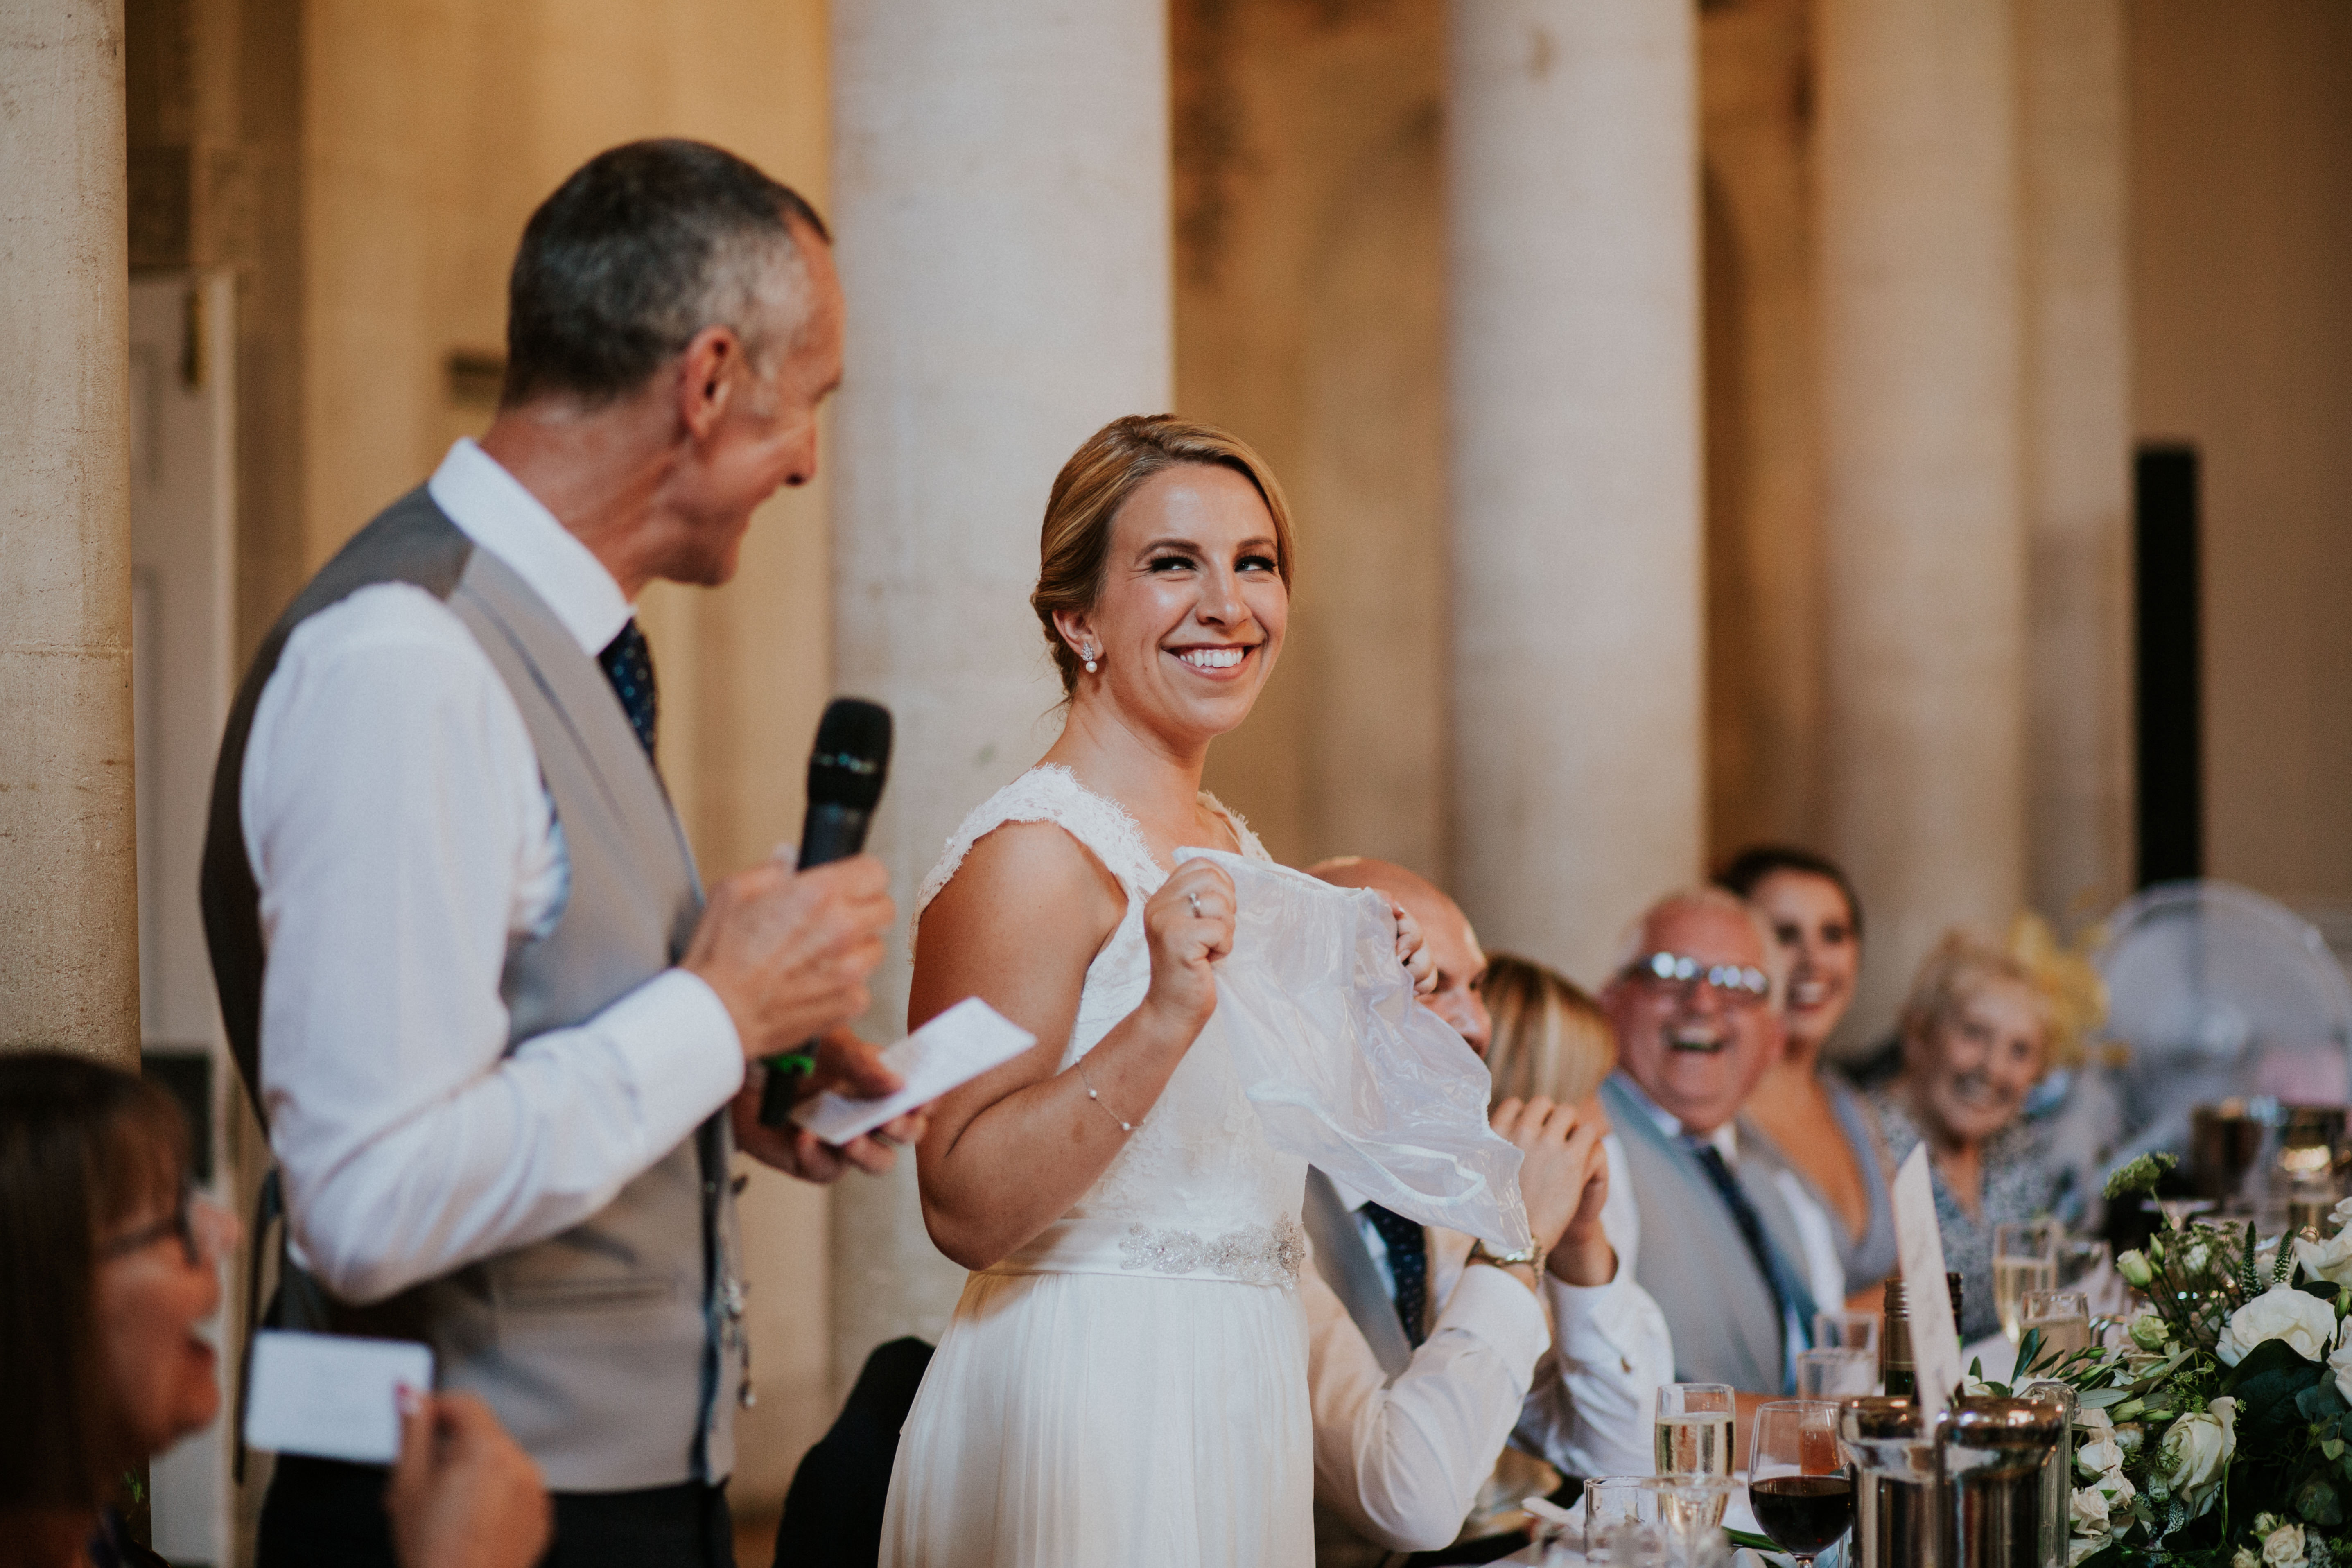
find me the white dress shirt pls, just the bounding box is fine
[243,439,744,1305]
[1304,1143,1673,1550]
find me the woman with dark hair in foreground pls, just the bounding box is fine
[0,1051,549,1568]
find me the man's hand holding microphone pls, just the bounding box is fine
[682,699,930,1183]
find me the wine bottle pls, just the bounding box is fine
[1880,1278,1914,1398]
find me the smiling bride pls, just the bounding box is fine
[879,416,1428,1566]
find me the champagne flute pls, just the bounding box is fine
[1992,1221,2058,1343]
[1795,1347,1876,1399]
[1748,1400,1854,1566]
[1654,1383,1735,1479]
[1813,1308,1880,1357]
[2019,1289,2091,1359]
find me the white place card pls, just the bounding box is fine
[1891,1143,1965,1419]
[788,996,1036,1145]
[244,1329,433,1465]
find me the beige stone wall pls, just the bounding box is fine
[1,0,139,1064]
[1699,0,1824,867]
[301,0,840,1504]
[2130,0,2352,922]
[1176,0,1452,880]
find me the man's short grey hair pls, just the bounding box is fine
[500,138,829,409]
[1605,887,1779,994]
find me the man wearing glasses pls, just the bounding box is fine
[1598,888,1835,1417]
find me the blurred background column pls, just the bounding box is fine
[1817,0,2027,1037]
[827,0,1173,1395]
[0,0,139,1064]
[1445,0,1706,988]
[2019,0,2133,934]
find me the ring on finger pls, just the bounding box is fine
[1187,892,1203,918]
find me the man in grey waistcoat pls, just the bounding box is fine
[201,140,922,1568]
[1597,889,1816,1422]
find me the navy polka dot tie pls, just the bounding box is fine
[598,619,658,761]
[1362,1202,1429,1347]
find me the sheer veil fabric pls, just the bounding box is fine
[879,767,1316,1568]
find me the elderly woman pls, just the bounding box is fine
[0,1052,547,1568]
[1867,931,2072,1344]
[1716,846,1898,1306]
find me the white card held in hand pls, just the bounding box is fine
[788,997,1036,1146]
[244,1329,433,1465]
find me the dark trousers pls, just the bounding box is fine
[259,1455,735,1568]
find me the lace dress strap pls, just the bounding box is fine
[1197,790,1270,863]
[917,765,1167,918]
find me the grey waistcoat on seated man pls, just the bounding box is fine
[199,488,743,1491]
[1599,1071,1814,1395]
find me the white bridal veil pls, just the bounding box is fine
[1175,848,1533,1251]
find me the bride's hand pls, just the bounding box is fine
[1390,899,1435,995]
[1140,861,1235,1035]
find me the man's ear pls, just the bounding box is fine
[676,325,743,439]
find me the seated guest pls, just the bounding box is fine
[1301,861,1669,1566]
[0,1051,548,1568]
[1478,956,1671,1488]
[1868,929,2072,1344]
[1715,846,1898,1308]
[1598,889,1816,1404]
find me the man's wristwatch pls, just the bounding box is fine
[1469,1237,1546,1280]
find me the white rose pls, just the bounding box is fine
[2296,1227,2352,1288]
[2331,1331,2352,1406]
[2265,1523,2308,1568]
[2077,1434,2126,1478]
[2236,1550,2263,1568]
[2332,1196,2352,1231]
[2216,1284,2339,1365]
[2101,1469,2137,1509]
[2157,1399,2237,1517]
[2070,1484,2111,1536]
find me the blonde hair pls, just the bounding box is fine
[1030,414,1297,694]
[1897,916,2107,1074]
[1480,954,1619,1110]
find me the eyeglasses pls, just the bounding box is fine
[1626,950,1772,1005]
[98,1177,200,1265]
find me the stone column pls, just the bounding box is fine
[2020,0,2132,932]
[1446,1,1706,987]
[1817,0,2027,1036]
[827,0,1172,1395]
[0,0,138,1064]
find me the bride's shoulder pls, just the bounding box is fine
[918,768,1131,921]
[914,814,1126,976]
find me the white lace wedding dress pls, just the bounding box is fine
[879,766,1315,1567]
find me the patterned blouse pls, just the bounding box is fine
[1866,1090,2068,1343]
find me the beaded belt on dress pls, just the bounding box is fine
[983,1213,1306,1288]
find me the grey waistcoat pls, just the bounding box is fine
[1600,1071,1816,1395]
[200,488,742,1491]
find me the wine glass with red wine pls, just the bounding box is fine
[1748,1399,1853,1566]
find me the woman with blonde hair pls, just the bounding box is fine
[1867,923,2096,1342]
[880,416,1433,1567]
[1479,954,1618,1111]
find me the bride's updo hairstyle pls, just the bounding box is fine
[1031,414,1297,695]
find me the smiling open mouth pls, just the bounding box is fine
[1667,1026,1727,1054]
[1173,645,1252,671]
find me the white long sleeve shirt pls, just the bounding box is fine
[242,439,745,1305]
[1305,1138,1675,1550]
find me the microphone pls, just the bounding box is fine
[757,698,893,1129]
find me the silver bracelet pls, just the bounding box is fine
[1074,1060,1135,1134]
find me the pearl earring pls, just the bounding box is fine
[1082,645,1099,674]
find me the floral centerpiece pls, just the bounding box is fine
[2004,1154,2352,1568]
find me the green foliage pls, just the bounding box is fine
[2106,1152,2182,1202]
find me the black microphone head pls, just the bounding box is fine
[808,698,892,812]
